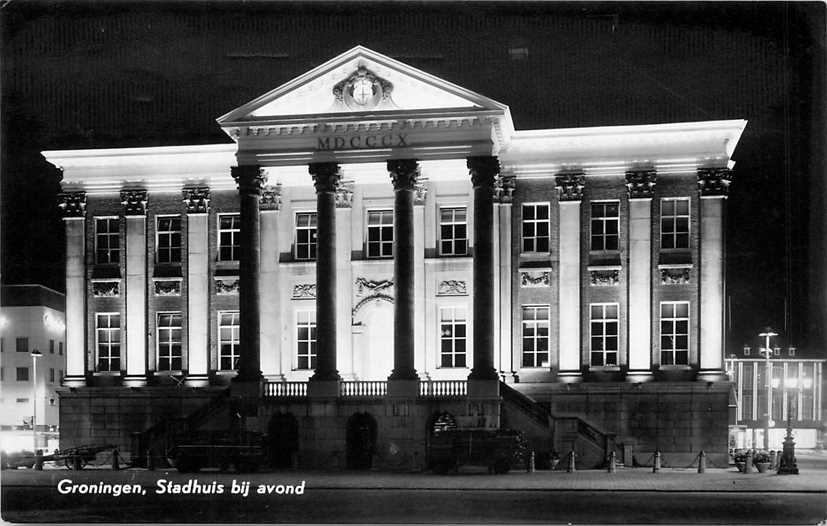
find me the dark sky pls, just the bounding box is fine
[1,2,824,354]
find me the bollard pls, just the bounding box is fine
[35,449,43,471]
[652,450,661,473]
[743,449,754,474]
[607,450,617,473]
[697,450,706,473]
[112,449,120,471]
[567,449,576,473]
[526,450,535,473]
[769,450,777,470]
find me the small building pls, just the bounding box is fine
[726,347,825,450]
[0,284,66,452]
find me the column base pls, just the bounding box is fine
[696,369,728,382]
[230,379,262,399]
[61,375,87,388]
[468,367,499,381]
[467,379,499,400]
[625,370,655,383]
[388,369,419,381]
[123,375,147,387]
[307,379,340,399]
[557,371,583,383]
[185,374,210,388]
[387,379,419,399]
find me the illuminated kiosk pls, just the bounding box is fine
[46,46,744,470]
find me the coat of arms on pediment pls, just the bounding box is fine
[332,66,394,110]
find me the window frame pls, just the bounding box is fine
[590,200,620,252]
[15,337,28,353]
[438,306,468,368]
[521,202,551,254]
[156,311,183,372]
[217,213,241,262]
[660,301,690,366]
[218,310,240,371]
[295,309,317,371]
[366,209,394,259]
[155,214,183,264]
[589,303,620,367]
[521,304,551,368]
[294,211,318,261]
[94,216,121,265]
[95,312,121,373]
[438,206,468,257]
[16,367,29,382]
[660,197,690,250]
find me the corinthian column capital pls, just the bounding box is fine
[467,156,499,189]
[232,165,266,196]
[309,162,341,193]
[121,189,148,215]
[387,159,420,190]
[57,191,87,218]
[555,172,586,202]
[697,167,733,197]
[625,169,657,199]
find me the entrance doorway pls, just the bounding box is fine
[354,297,395,379]
[267,412,298,468]
[346,412,377,469]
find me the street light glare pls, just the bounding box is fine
[758,327,778,337]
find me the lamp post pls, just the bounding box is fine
[778,376,799,474]
[758,327,778,450]
[30,349,42,451]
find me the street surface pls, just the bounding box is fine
[2,452,826,524]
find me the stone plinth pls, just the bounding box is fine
[307,380,341,399]
[387,379,419,399]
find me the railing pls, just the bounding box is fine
[419,380,467,398]
[263,381,307,398]
[340,381,387,398]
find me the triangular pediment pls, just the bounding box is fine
[217,45,509,125]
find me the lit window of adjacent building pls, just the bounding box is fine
[367,210,393,258]
[16,337,28,353]
[156,216,182,263]
[590,201,619,251]
[522,204,550,253]
[661,198,690,249]
[157,312,183,371]
[95,218,120,264]
[295,212,317,261]
[58,342,63,356]
[49,368,55,383]
[522,305,550,368]
[1,337,4,352]
[660,302,689,365]
[96,313,121,372]
[590,303,619,366]
[218,311,240,370]
[741,362,754,420]
[439,207,468,256]
[296,310,317,370]
[439,307,467,367]
[218,214,241,261]
[49,339,55,354]
[16,367,29,381]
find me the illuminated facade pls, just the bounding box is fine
[45,47,746,468]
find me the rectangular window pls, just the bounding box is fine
[742,362,754,420]
[522,305,550,368]
[0,367,3,380]
[661,198,690,249]
[521,204,550,253]
[157,312,183,371]
[96,313,121,372]
[59,369,63,381]
[1,337,3,352]
[16,367,29,381]
[95,218,120,264]
[59,342,63,356]
[590,201,619,251]
[295,212,317,261]
[660,302,689,365]
[367,210,394,258]
[439,207,468,256]
[16,337,28,353]
[16,398,29,403]
[218,214,241,261]
[49,340,55,354]
[156,216,182,263]
[49,368,55,383]
[590,303,619,366]
[439,307,467,367]
[296,310,317,370]
[218,311,240,370]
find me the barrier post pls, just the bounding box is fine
[652,450,661,473]
[567,449,576,473]
[697,450,706,473]
[608,450,617,473]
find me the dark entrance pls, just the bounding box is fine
[346,412,377,470]
[426,411,457,469]
[267,412,298,468]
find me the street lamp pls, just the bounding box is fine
[30,349,42,451]
[778,376,799,474]
[757,327,778,450]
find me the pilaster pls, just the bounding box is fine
[555,173,585,381]
[58,192,88,387]
[260,184,282,381]
[335,181,354,379]
[183,187,210,386]
[121,189,148,386]
[495,174,515,381]
[414,179,427,380]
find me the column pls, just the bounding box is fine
[626,170,656,381]
[259,184,282,380]
[495,176,516,380]
[121,190,148,386]
[308,162,341,387]
[58,192,87,387]
[414,181,427,378]
[555,173,585,381]
[231,166,264,383]
[697,167,731,381]
[335,181,354,379]
[468,156,500,382]
[387,159,419,381]
[183,187,210,386]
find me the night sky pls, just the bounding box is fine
[1,2,824,355]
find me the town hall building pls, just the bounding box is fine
[45,46,746,469]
